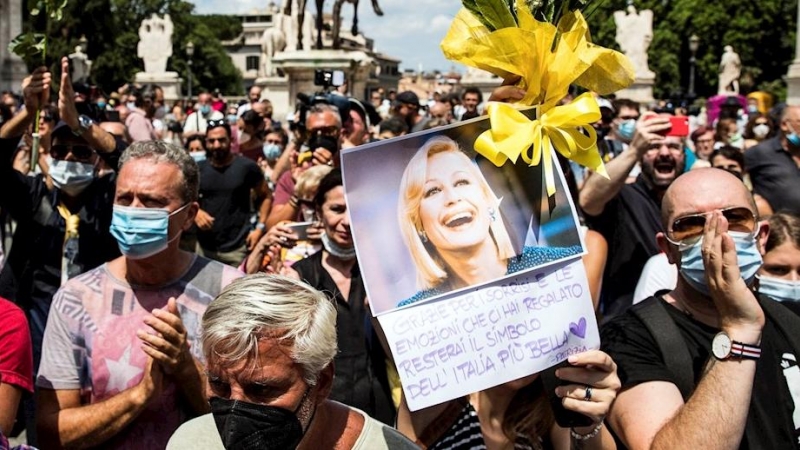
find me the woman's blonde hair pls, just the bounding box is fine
[295,165,333,200]
[397,136,515,290]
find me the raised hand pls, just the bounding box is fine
[137,298,194,378]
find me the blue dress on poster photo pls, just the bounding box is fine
[398,245,582,307]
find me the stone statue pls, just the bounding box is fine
[613,5,655,79]
[68,45,92,83]
[718,45,742,95]
[283,0,325,50]
[261,14,288,76]
[332,0,384,50]
[137,14,174,74]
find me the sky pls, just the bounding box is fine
[191,0,463,73]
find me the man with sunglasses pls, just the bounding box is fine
[0,60,120,387]
[745,105,800,216]
[601,168,800,450]
[195,120,269,266]
[580,112,685,319]
[266,104,343,229]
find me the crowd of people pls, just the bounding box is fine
[0,54,799,450]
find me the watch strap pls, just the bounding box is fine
[730,341,761,360]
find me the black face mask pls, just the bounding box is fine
[210,396,307,450]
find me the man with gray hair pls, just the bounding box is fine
[36,141,243,449]
[167,274,417,449]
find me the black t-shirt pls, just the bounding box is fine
[292,251,395,425]
[601,296,800,449]
[197,156,263,252]
[584,175,662,319]
[744,137,800,215]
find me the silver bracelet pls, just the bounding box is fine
[570,422,603,441]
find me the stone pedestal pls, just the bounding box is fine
[260,49,375,120]
[134,71,182,102]
[0,0,27,92]
[787,61,800,105]
[614,76,655,104]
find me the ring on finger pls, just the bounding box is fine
[583,385,593,401]
[280,236,287,243]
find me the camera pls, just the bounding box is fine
[314,69,345,89]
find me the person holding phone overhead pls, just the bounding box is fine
[397,136,581,307]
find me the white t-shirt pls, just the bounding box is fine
[183,110,224,135]
[633,253,678,304]
[167,403,417,449]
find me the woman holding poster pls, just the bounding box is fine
[396,351,620,449]
[397,136,581,306]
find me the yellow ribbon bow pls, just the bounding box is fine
[474,92,609,197]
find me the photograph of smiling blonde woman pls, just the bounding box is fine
[342,117,585,315]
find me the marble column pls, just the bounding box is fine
[787,0,800,105]
[0,0,28,92]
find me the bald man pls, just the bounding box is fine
[745,105,800,215]
[600,168,800,450]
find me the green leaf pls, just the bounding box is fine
[475,0,518,29]
[8,32,46,59]
[30,7,40,14]
[462,0,496,30]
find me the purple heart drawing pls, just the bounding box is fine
[569,317,587,339]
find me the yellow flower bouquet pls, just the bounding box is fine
[441,0,635,196]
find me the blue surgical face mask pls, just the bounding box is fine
[97,101,107,110]
[786,122,800,147]
[679,231,763,296]
[126,101,136,110]
[48,156,95,196]
[190,152,207,163]
[617,119,636,141]
[109,204,189,260]
[226,114,238,125]
[262,143,282,161]
[200,105,212,115]
[757,275,800,303]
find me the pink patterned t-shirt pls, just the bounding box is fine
[37,256,242,449]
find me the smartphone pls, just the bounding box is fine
[286,221,314,240]
[540,361,595,428]
[666,116,689,137]
[647,115,690,138]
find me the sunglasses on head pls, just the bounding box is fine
[206,119,230,131]
[667,206,757,247]
[50,144,94,161]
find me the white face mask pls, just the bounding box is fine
[753,124,770,139]
[48,156,95,196]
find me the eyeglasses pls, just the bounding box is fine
[41,115,55,122]
[307,125,339,137]
[667,206,757,247]
[51,144,94,161]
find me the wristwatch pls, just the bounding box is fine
[711,332,761,360]
[256,222,267,232]
[72,114,93,136]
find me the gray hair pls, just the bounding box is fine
[201,274,338,385]
[307,103,342,128]
[119,140,199,203]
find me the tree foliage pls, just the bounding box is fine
[20,0,244,97]
[585,0,797,101]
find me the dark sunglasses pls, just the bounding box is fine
[51,144,94,161]
[307,125,339,137]
[667,206,757,247]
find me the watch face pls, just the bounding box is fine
[712,333,732,359]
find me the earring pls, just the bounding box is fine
[418,230,428,243]
[488,207,497,223]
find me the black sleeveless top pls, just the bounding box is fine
[292,251,395,424]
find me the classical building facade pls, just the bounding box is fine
[0,0,28,92]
